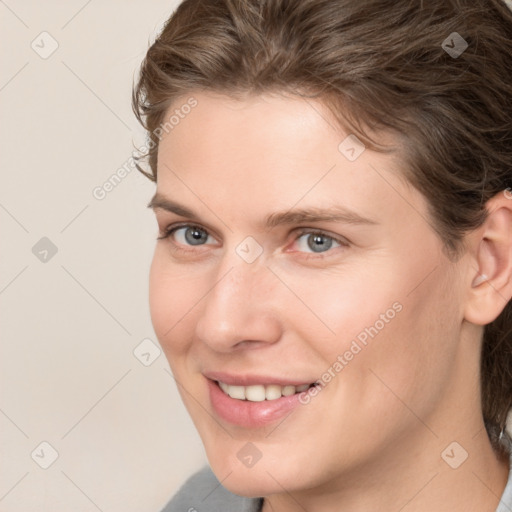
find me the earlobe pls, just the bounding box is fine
[464,191,512,326]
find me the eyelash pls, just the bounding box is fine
[157,223,349,259]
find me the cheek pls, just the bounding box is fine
[148,250,203,357]
[278,263,403,359]
[348,266,462,423]
[285,253,460,399]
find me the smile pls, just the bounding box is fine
[217,381,316,401]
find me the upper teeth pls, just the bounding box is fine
[218,381,311,401]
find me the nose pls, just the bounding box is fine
[195,256,283,352]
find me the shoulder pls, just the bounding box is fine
[160,466,263,512]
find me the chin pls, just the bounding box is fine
[206,451,311,498]
[210,464,282,498]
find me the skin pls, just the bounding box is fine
[148,91,512,512]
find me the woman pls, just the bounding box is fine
[132,0,512,510]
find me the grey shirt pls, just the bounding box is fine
[162,450,512,512]
[161,466,262,512]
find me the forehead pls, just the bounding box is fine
[155,91,422,227]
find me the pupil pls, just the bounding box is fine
[308,234,332,253]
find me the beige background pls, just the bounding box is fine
[0,1,208,511]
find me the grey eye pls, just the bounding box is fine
[296,232,339,253]
[176,226,212,246]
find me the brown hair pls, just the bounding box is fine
[132,0,512,455]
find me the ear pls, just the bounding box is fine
[464,190,512,325]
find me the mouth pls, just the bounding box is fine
[216,380,317,401]
[204,374,320,428]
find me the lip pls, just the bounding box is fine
[206,378,310,428]
[203,371,315,387]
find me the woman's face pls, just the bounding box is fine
[149,92,469,496]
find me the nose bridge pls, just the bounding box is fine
[212,259,255,310]
[195,253,281,350]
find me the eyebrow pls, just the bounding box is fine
[147,193,379,228]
